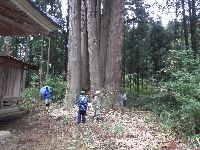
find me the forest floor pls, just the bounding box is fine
[0,103,197,150]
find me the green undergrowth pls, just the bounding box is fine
[125,91,200,148]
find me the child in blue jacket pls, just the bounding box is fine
[44,87,51,107]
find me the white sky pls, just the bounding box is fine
[144,0,176,26]
[61,0,176,26]
[61,0,67,17]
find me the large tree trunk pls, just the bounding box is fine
[87,0,101,95]
[64,3,69,77]
[81,0,90,91]
[65,0,124,110]
[96,0,101,55]
[122,34,126,88]
[64,1,82,110]
[104,0,124,110]
[100,0,111,87]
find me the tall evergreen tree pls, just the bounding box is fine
[64,1,82,109]
[104,0,124,109]
[87,0,101,94]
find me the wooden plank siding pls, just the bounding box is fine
[0,0,60,117]
[0,58,24,110]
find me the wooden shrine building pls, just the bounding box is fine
[0,0,61,117]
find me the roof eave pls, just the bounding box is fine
[11,0,61,32]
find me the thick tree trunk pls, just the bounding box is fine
[96,0,101,56]
[122,41,126,88]
[81,0,90,91]
[87,0,101,95]
[122,57,126,88]
[105,0,124,110]
[64,0,124,110]
[64,3,69,77]
[64,1,82,110]
[100,0,111,87]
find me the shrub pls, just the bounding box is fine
[21,74,67,104]
[21,87,39,104]
[45,75,67,103]
[130,49,200,138]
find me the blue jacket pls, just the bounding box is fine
[77,95,88,111]
[44,90,50,99]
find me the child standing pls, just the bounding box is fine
[77,91,88,123]
[44,87,51,107]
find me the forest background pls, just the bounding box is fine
[0,0,200,146]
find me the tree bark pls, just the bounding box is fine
[104,0,124,110]
[81,0,90,91]
[100,0,111,87]
[64,2,69,78]
[64,0,125,110]
[87,0,101,95]
[64,0,82,110]
[96,0,100,55]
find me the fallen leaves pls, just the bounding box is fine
[0,104,195,149]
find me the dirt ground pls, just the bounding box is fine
[0,104,197,150]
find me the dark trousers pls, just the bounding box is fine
[77,110,86,123]
[123,100,126,106]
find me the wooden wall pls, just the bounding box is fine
[0,57,24,110]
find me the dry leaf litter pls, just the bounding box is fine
[0,103,197,150]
